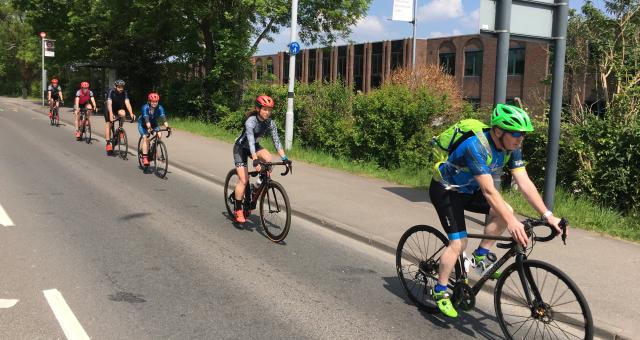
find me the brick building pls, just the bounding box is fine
[251,34,559,115]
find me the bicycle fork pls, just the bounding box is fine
[514,251,544,313]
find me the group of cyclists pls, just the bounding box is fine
[47,78,170,167]
[46,77,566,321]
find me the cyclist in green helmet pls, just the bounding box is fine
[429,103,566,318]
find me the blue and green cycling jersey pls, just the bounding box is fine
[137,103,166,135]
[437,131,525,194]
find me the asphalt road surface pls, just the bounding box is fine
[0,97,504,339]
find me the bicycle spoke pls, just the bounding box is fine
[549,319,582,339]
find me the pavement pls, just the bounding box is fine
[10,97,639,339]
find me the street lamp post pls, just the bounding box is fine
[411,0,417,69]
[40,31,46,106]
[284,0,299,151]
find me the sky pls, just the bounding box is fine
[255,0,590,56]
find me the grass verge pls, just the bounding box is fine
[172,117,639,242]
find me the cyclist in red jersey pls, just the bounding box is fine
[74,81,97,140]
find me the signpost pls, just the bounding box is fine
[392,0,418,69]
[40,32,46,106]
[284,0,299,151]
[479,0,569,210]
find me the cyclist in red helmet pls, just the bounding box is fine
[231,95,288,223]
[138,92,170,166]
[74,81,97,140]
[47,78,64,118]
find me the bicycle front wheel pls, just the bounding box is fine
[153,141,168,178]
[223,169,240,218]
[136,136,144,168]
[116,128,128,159]
[494,259,593,340]
[84,119,92,144]
[259,180,291,242]
[54,109,60,127]
[396,225,461,313]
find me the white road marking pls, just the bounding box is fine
[0,299,19,308]
[43,289,90,340]
[0,203,15,227]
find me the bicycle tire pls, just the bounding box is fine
[136,136,144,168]
[396,225,462,313]
[259,180,291,242]
[49,110,55,125]
[54,108,60,127]
[223,169,240,218]
[153,140,168,178]
[494,259,593,340]
[84,119,92,144]
[116,127,128,159]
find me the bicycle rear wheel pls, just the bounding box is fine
[223,169,241,218]
[259,180,291,242]
[153,140,168,178]
[54,108,60,127]
[494,259,593,340]
[116,128,128,159]
[396,225,461,313]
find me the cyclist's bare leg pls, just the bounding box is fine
[85,104,92,126]
[142,134,150,154]
[437,238,468,287]
[74,107,80,131]
[478,204,512,250]
[234,166,249,202]
[256,149,273,175]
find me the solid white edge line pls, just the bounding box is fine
[0,203,15,227]
[43,289,90,340]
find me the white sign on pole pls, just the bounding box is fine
[44,39,55,57]
[480,0,554,40]
[392,0,414,22]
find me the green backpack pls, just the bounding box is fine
[431,119,503,182]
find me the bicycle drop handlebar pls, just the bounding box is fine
[496,217,568,249]
[146,127,172,138]
[248,160,293,177]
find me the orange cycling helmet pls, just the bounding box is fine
[51,78,59,84]
[256,95,274,108]
[147,92,160,102]
[80,81,89,88]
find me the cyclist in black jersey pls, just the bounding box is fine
[104,79,135,154]
[231,95,288,223]
[47,78,64,118]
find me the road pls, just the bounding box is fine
[0,97,504,339]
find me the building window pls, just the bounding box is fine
[283,56,289,84]
[322,49,331,82]
[371,42,383,87]
[439,52,455,75]
[266,58,273,75]
[391,40,404,70]
[464,51,482,76]
[465,97,481,109]
[337,46,347,81]
[508,48,525,75]
[308,50,316,82]
[354,44,364,92]
[256,60,263,80]
[295,55,302,81]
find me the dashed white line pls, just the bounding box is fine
[0,203,15,227]
[43,289,90,340]
[0,299,19,308]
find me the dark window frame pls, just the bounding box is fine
[439,52,456,75]
[464,50,483,77]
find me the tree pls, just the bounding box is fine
[0,0,39,96]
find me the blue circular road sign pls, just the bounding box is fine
[289,42,301,55]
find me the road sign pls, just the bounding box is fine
[44,39,55,57]
[392,0,414,22]
[480,0,555,40]
[289,42,301,55]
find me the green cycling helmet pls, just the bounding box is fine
[491,103,534,132]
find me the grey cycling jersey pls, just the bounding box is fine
[234,115,283,155]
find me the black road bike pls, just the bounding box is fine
[109,115,132,159]
[78,107,92,144]
[49,101,61,126]
[224,161,292,242]
[137,127,171,178]
[396,218,593,340]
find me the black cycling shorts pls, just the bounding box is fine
[429,179,490,240]
[233,143,263,167]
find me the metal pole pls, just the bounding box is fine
[411,0,417,69]
[543,0,569,210]
[284,0,299,151]
[493,0,512,105]
[41,39,45,106]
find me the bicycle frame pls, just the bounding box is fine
[244,161,292,210]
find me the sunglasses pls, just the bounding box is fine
[506,130,526,138]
